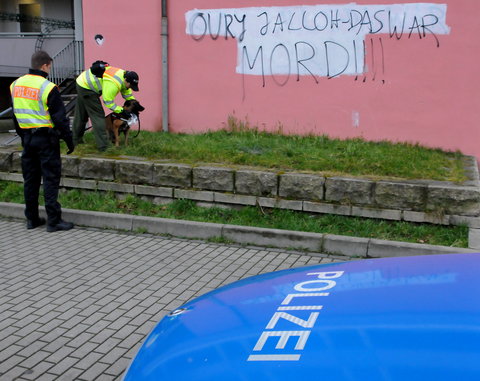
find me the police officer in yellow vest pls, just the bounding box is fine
[72,60,140,151]
[10,51,75,232]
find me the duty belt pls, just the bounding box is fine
[22,127,51,134]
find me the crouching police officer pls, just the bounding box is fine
[10,50,75,232]
[73,60,140,151]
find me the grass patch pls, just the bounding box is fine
[67,127,467,182]
[0,180,468,248]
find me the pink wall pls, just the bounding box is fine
[83,1,480,160]
[82,0,163,130]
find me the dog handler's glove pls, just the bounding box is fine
[119,110,132,120]
[66,137,75,155]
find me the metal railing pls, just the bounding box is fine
[0,108,12,118]
[0,11,75,30]
[0,32,72,37]
[49,40,84,85]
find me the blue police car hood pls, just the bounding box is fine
[124,253,480,381]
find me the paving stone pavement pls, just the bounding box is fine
[0,218,348,380]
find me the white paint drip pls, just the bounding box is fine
[352,111,360,128]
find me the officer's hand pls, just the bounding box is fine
[66,138,75,155]
[120,110,132,119]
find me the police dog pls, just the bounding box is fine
[105,100,145,147]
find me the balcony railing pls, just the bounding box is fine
[50,40,84,85]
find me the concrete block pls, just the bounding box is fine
[450,215,480,228]
[279,173,325,201]
[61,208,134,230]
[152,163,192,188]
[323,234,368,257]
[132,216,223,239]
[78,157,115,180]
[11,152,22,172]
[303,201,352,216]
[0,150,12,171]
[427,184,480,216]
[462,155,480,187]
[367,239,475,258]
[374,181,427,211]
[222,225,324,252]
[235,170,278,197]
[61,155,80,177]
[193,166,234,192]
[115,160,153,185]
[0,172,23,182]
[97,181,135,193]
[0,201,24,219]
[174,189,214,202]
[257,197,276,208]
[468,228,480,249]
[135,184,173,198]
[352,206,402,221]
[214,192,257,206]
[277,199,303,211]
[325,177,374,205]
[403,210,450,225]
[61,178,97,190]
[256,197,303,211]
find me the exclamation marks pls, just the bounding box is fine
[354,37,385,84]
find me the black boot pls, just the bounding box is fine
[47,220,74,232]
[27,217,46,230]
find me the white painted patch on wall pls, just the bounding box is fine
[352,111,360,128]
[186,3,450,79]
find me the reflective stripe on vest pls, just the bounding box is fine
[76,69,102,93]
[103,67,124,90]
[103,100,116,110]
[10,75,55,129]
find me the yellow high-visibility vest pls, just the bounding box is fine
[76,66,134,113]
[10,74,56,129]
[102,66,135,113]
[76,69,103,93]
[103,66,124,90]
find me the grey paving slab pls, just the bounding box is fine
[0,218,346,380]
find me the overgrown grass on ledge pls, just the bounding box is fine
[0,181,468,248]
[69,128,468,182]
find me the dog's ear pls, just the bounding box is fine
[124,100,132,108]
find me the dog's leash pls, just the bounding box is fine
[133,115,141,138]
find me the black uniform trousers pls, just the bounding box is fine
[72,84,108,151]
[21,128,62,226]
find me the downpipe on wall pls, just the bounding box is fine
[161,0,169,132]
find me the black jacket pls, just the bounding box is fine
[12,69,73,146]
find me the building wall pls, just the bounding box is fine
[81,0,163,130]
[0,0,75,77]
[82,0,480,159]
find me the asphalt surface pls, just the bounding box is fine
[0,218,347,380]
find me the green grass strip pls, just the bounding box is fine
[67,129,467,182]
[0,181,468,248]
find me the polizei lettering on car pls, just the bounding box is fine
[248,270,344,362]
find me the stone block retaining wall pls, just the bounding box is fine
[1,149,480,232]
